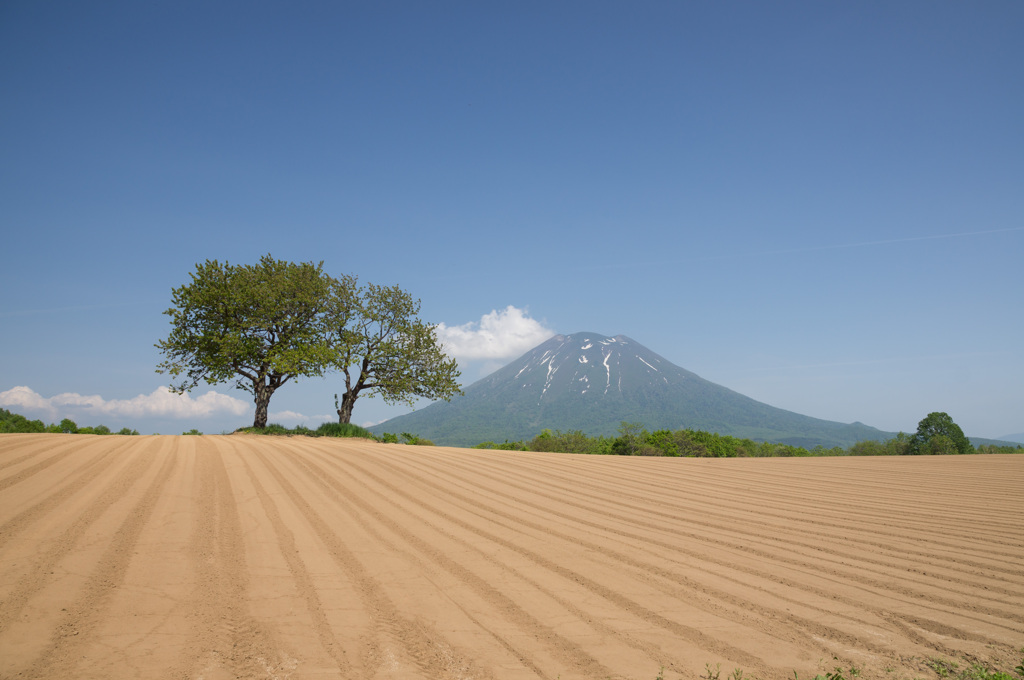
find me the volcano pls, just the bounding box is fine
[371,332,889,448]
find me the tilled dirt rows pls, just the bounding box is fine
[0,435,1021,680]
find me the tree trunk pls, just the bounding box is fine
[253,384,273,428]
[337,391,357,424]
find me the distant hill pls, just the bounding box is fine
[371,332,893,448]
[996,433,1024,444]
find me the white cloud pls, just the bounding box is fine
[436,306,554,360]
[0,385,51,412]
[268,410,308,423]
[0,385,249,420]
[267,410,334,426]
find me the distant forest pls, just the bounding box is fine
[473,420,1023,457]
[0,408,139,435]
[3,407,1020,457]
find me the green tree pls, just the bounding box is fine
[0,409,46,433]
[847,440,887,456]
[328,282,461,424]
[886,432,911,456]
[612,421,651,455]
[156,255,337,428]
[645,429,679,456]
[686,429,736,457]
[907,412,974,455]
[529,429,600,454]
[673,430,710,457]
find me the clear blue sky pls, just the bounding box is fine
[2,1,1022,440]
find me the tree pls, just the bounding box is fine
[645,429,679,456]
[886,432,911,456]
[611,421,649,456]
[847,440,887,456]
[156,255,336,428]
[907,412,974,455]
[328,282,461,423]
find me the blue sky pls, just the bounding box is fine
[2,1,1022,439]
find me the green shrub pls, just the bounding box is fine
[530,429,605,454]
[233,421,375,439]
[400,432,434,446]
[474,439,528,450]
[315,421,374,438]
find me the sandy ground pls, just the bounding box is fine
[0,434,1021,680]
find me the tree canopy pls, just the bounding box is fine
[329,282,462,423]
[156,255,336,428]
[156,255,461,429]
[907,411,974,455]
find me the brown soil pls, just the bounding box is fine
[0,434,1021,680]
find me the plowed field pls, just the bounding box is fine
[1,434,1021,680]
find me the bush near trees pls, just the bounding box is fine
[232,422,434,445]
[233,421,378,439]
[156,254,461,429]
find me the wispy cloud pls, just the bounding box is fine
[437,306,554,360]
[0,385,249,420]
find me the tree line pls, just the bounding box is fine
[474,413,1022,457]
[0,408,139,435]
[156,254,462,428]
[4,405,1018,456]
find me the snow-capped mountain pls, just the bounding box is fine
[371,332,889,448]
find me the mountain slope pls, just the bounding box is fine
[372,332,891,448]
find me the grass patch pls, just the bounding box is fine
[234,422,432,445]
[235,422,376,439]
[314,422,375,438]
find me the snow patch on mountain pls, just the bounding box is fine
[637,356,659,372]
[603,352,613,394]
